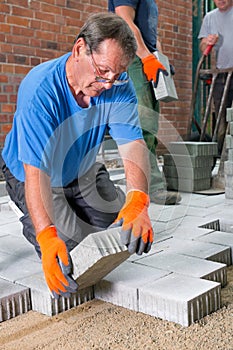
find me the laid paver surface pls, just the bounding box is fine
[1,180,233,326]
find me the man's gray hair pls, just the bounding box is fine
[75,12,137,63]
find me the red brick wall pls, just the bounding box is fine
[0,0,192,153]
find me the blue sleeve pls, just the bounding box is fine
[109,0,139,11]
[106,79,143,144]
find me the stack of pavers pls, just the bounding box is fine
[163,141,218,192]
[225,107,233,200]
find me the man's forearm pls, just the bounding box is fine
[24,164,54,234]
[119,140,151,193]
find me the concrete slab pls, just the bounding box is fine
[17,271,94,316]
[0,278,31,322]
[138,273,221,327]
[0,234,38,261]
[147,237,231,266]
[70,227,130,289]
[95,261,171,311]
[133,251,227,286]
[0,251,42,282]
[197,231,233,260]
[168,142,218,157]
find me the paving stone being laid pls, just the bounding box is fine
[95,261,171,311]
[138,273,221,327]
[0,278,31,322]
[70,227,130,290]
[17,271,94,316]
[132,251,227,287]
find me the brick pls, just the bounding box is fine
[70,227,130,290]
[226,135,233,149]
[197,231,233,260]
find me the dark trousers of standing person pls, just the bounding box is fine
[0,157,125,258]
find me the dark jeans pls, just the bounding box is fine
[0,157,125,257]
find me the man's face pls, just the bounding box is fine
[73,39,129,97]
[214,0,232,11]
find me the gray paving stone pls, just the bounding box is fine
[168,142,218,157]
[0,221,23,237]
[197,231,233,260]
[227,149,233,162]
[0,234,38,261]
[226,107,233,122]
[171,226,215,239]
[95,261,171,311]
[138,273,221,327]
[0,211,18,226]
[70,227,130,289]
[0,251,42,282]
[226,135,233,149]
[163,154,214,168]
[167,176,211,192]
[164,165,212,180]
[0,278,31,322]
[147,237,231,266]
[134,251,227,286]
[17,272,94,316]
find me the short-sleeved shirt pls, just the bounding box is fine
[198,7,233,69]
[108,0,158,52]
[2,53,143,187]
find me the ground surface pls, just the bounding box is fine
[0,266,232,350]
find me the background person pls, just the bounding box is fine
[198,0,233,155]
[108,0,182,205]
[1,12,153,298]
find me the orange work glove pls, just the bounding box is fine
[113,190,154,255]
[142,54,168,88]
[37,226,77,298]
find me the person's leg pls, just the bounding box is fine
[128,57,181,205]
[52,162,125,251]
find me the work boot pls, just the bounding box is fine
[150,190,181,205]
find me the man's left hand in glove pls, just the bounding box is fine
[111,190,154,255]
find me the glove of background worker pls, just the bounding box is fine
[37,226,78,298]
[112,190,154,255]
[142,54,168,88]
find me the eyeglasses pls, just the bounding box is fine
[88,53,129,86]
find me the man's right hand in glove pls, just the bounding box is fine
[142,54,168,87]
[37,225,78,298]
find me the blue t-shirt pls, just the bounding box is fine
[108,0,158,52]
[2,53,143,187]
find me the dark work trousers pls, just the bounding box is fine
[0,157,125,258]
[213,73,233,155]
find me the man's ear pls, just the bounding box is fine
[72,37,87,60]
